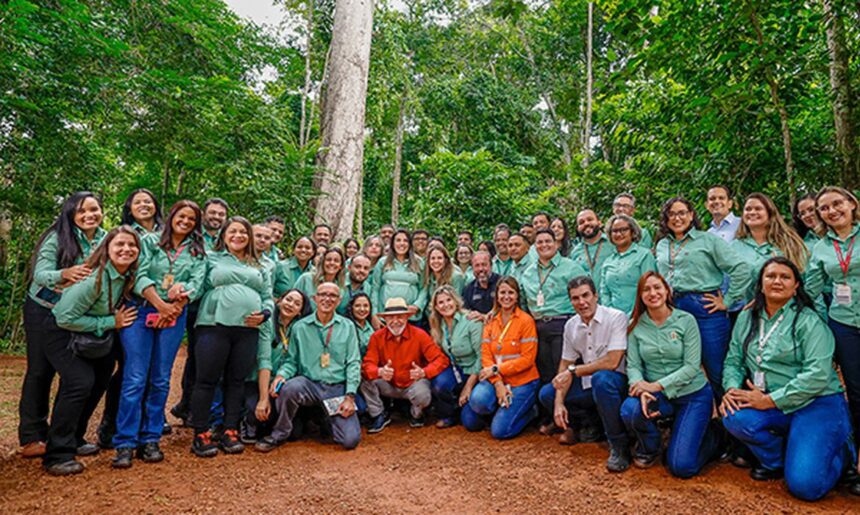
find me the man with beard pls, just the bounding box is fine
[412,230,430,259]
[312,223,333,245]
[360,298,449,432]
[462,251,500,315]
[570,209,616,290]
[201,198,229,250]
[341,253,372,314]
[265,215,286,261]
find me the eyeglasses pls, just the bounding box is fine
[317,293,340,300]
[613,202,634,210]
[667,210,690,219]
[817,199,846,214]
[610,227,631,234]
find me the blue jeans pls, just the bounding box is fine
[621,384,718,478]
[674,292,730,399]
[114,304,187,448]
[723,393,854,501]
[431,365,466,421]
[461,379,539,439]
[829,319,860,440]
[538,370,628,447]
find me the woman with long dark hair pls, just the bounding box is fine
[551,217,572,257]
[371,229,426,324]
[274,236,315,295]
[792,192,825,250]
[110,201,207,468]
[294,247,347,311]
[190,216,271,458]
[654,197,750,398]
[120,188,163,235]
[18,192,105,459]
[47,226,141,475]
[721,257,856,500]
[620,271,719,478]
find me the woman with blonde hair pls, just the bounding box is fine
[427,286,483,428]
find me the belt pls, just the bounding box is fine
[673,290,718,297]
[536,315,571,324]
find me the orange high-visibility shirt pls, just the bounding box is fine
[481,307,539,387]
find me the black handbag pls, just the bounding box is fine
[68,282,118,360]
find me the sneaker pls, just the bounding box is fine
[606,444,631,473]
[170,404,190,426]
[409,414,426,428]
[111,448,133,469]
[46,459,84,476]
[19,441,46,459]
[578,424,605,443]
[219,429,245,454]
[558,428,577,446]
[367,412,391,434]
[633,452,659,469]
[76,442,100,457]
[239,421,257,445]
[254,436,284,453]
[750,466,783,481]
[435,418,457,429]
[161,423,172,436]
[136,442,164,463]
[191,431,218,458]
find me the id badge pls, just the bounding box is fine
[320,352,331,368]
[581,375,592,390]
[536,290,545,307]
[162,274,175,290]
[835,283,852,305]
[753,371,766,391]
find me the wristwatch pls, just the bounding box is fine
[491,364,499,375]
[567,364,577,377]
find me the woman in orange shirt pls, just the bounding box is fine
[461,276,540,439]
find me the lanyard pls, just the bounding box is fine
[537,262,555,291]
[166,244,188,274]
[757,313,785,362]
[833,236,856,281]
[584,241,604,272]
[278,324,290,353]
[319,325,334,352]
[667,237,690,280]
[495,317,514,353]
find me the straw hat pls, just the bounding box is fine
[377,297,418,317]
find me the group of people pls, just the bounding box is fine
[16,184,860,502]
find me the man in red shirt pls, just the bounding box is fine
[361,298,449,433]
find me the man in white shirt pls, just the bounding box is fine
[539,276,630,472]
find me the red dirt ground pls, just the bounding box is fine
[0,351,856,514]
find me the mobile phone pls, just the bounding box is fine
[145,313,160,328]
[274,380,285,394]
[646,399,660,416]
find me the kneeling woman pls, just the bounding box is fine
[191,217,271,457]
[461,277,539,439]
[428,286,483,428]
[720,257,856,501]
[112,201,207,468]
[48,227,140,475]
[620,271,720,478]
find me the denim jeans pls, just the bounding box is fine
[538,370,628,447]
[270,377,360,449]
[621,383,718,478]
[723,393,854,501]
[829,319,860,440]
[431,365,466,421]
[462,379,539,440]
[674,292,730,399]
[113,304,188,448]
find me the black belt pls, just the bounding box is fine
[536,315,571,323]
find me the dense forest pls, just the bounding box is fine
[1,0,858,349]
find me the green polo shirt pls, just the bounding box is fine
[655,228,751,305]
[806,223,860,327]
[354,320,374,355]
[293,271,349,313]
[29,227,107,308]
[569,233,617,290]
[492,256,513,277]
[53,262,128,337]
[521,253,589,318]
[130,222,160,236]
[723,301,843,413]
[203,231,219,251]
[420,269,467,317]
[196,251,271,328]
[274,256,314,296]
[730,237,782,303]
[626,309,708,399]
[598,245,657,315]
[639,225,654,250]
[510,255,533,284]
[439,311,483,375]
[275,313,362,394]
[371,258,426,321]
[133,233,206,303]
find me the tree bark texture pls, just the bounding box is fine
[823,0,859,189]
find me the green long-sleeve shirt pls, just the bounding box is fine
[371,258,426,322]
[438,311,484,375]
[598,245,657,315]
[29,227,107,308]
[510,255,532,284]
[274,256,314,296]
[196,251,271,328]
[492,256,513,277]
[655,228,751,305]
[354,320,374,356]
[293,271,349,313]
[806,223,860,328]
[730,237,781,303]
[419,269,466,317]
[275,313,362,394]
[723,301,843,413]
[626,309,708,399]
[569,233,617,290]
[53,262,128,337]
[133,233,206,303]
[521,253,589,318]
[249,254,278,380]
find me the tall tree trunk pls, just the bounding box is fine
[356,169,364,240]
[823,0,859,189]
[299,0,314,147]
[749,6,797,204]
[161,160,170,207]
[391,96,405,226]
[582,1,593,169]
[312,0,374,240]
